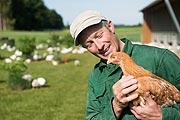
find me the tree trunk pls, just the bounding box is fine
[0,0,10,31]
[2,17,6,30]
[0,14,7,31]
[0,13,2,30]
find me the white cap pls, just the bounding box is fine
[70,10,107,46]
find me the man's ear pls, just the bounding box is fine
[108,21,115,33]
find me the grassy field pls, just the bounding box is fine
[0,29,69,40]
[0,26,142,120]
[0,26,142,43]
[0,53,99,120]
[115,26,142,42]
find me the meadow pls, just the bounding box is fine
[0,26,141,42]
[0,26,141,120]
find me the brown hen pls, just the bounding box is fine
[107,52,180,107]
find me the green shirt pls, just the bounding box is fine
[85,38,180,120]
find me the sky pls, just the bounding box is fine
[43,0,155,26]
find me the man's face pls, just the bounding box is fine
[79,21,121,61]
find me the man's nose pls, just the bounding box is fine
[93,39,103,50]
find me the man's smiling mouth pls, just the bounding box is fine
[99,45,110,56]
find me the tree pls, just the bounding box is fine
[10,0,64,30]
[44,9,64,29]
[0,0,11,31]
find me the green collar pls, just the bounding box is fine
[121,38,134,55]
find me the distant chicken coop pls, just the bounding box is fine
[141,0,180,54]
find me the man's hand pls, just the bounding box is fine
[129,95,162,120]
[112,75,138,118]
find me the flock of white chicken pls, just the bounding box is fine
[22,74,46,88]
[132,41,180,56]
[1,43,86,65]
[1,43,86,88]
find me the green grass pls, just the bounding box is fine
[0,29,70,44]
[0,27,142,43]
[0,53,99,120]
[116,26,142,42]
[0,26,141,120]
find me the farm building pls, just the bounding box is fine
[141,0,180,54]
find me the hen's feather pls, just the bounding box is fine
[107,52,180,107]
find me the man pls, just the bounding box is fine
[70,10,180,120]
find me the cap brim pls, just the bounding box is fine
[74,19,103,46]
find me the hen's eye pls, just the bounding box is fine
[112,56,116,59]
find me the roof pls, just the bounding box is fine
[141,0,178,12]
[141,0,163,12]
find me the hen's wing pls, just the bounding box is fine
[132,75,180,107]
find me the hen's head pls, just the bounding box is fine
[107,52,133,65]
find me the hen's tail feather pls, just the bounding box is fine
[151,74,180,102]
[175,92,180,102]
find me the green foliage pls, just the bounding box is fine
[0,60,30,90]
[15,37,36,57]
[47,32,74,47]
[60,33,74,47]
[53,53,62,62]
[44,9,64,29]
[0,0,11,17]
[8,72,31,90]
[1,60,27,73]
[7,38,15,47]
[10,0,64,30]
[0,37,15,47]
[47,33,61,47]
[0,49,13,59]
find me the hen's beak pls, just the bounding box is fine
[107,53,113,64]
[107,59,112,64]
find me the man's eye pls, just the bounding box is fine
[97,33,103,39]
[86,43,93,48]
[97,35,102,39]
[95,32,103,39]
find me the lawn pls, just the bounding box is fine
[115,26,142,42]
[0,26,141,120]
[0,26,142,43]
[0,52,99,120]
[0,29,70,41]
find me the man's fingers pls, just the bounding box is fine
[121,84,138,95]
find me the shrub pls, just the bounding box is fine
[2,60,27,73]
[53,53,62,62]
[7,39,15,47]
[47,33,74,48]
[61,33,74,47]
[15,37,36,58]
[47,33,62,47]
[8,72,31,90]
[0,60,31,90]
